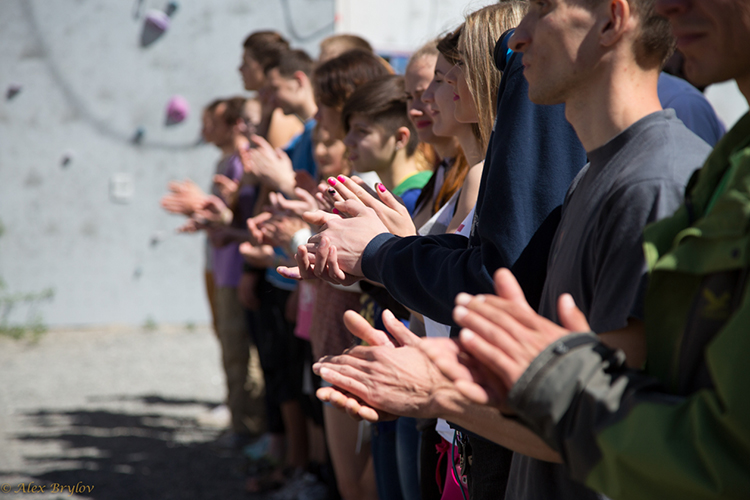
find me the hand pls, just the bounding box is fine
[450,268,590,406]
[161,179,206,216]
[328,175,416,237]
[239,242,275,268]
[303,201,390,277]
[213,174,239,206]
[195,195,233,226]
[246,212,273,246]
[260,213,307,249]
[313,309,462,420]
[295,170,318,195]
[268,189,318,219]
[239,135,296,195]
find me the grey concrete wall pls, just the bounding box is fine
[0,0,334,327]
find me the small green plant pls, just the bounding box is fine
[185,321,196,332]
[143,315,158,331]
[0,218,54,341]
[0,282,55,341]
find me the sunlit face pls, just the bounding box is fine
[239,49,265,91]
[444,58,479,124]
[655,0,750,90]
[343,114,397,174]
[422,54,465,137]
[314,102,345,140]
[313,126,348,178]
[266,68,300,115]
[509,0,597,105]
[405,55,438,143]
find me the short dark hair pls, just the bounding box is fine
[313,49,390,109]
[342,75,419,156]
[580,0,674,68]
[242,31,290,71]
[267,49,315,79]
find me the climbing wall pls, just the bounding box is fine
[0,0,334,327]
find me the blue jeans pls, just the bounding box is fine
[397,417,422,500]
[372,420,404,500]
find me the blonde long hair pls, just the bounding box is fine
[459,1,528,148]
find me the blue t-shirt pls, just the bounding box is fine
[283,118,317,178]
[658,72,725,147]
[266,118,318,290]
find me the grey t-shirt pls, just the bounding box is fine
[506,110,712,500]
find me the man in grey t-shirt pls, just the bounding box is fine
[500,0,712,499]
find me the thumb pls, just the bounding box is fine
[342,310,394,347]
[375,182,408,214]
[381,309,420,347]
[493,268,528,305]
[558,293,590,332]
[334,199,370,218]
[302,209,335,226]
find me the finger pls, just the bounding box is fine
[342,310,393,347]
[333,199,371,219]
[294,244,317,280]
[381,309,420,347]
[453,303,526,359]
[313,236,332,280]
[375,182,410,216]
[327,245,348,282]
[302,209,336,226]
[317,365,370,401]
[493,268,528,304]
[249,134,273,153]
[324,181,345,205]
[454,378,491,405]
[420,338,475,383]
[330,175,368,206]
[458,328,518,389]
[557,293,590,332]
[276,266,302,280]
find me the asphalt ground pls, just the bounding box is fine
[0,325,263,500]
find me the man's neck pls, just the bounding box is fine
[565,65,663,152]
[292,93,317,123]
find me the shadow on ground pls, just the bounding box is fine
[0,395,266,500]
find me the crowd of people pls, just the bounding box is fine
[161,0,750,498]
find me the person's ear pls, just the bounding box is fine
[600,0,631,48]
[394,126,411,151]
[293,71,309,90]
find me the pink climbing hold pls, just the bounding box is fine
[145,9,170,32]
[165,95,190,125]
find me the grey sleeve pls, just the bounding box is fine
[589,179,685,330]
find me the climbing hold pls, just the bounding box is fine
[165,95,189,126]
[140,10,170,47]
[150,230,166,247]
[6,84,22,100]
[132,126,146,144]
[60,151,74,168]
[166,1,179,17]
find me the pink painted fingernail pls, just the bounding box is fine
[327,177,337,186]
[337,175,346,183]
[377,183,386,193]
[332,208,339,214]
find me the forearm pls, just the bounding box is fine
[441,401,562,463]
[507,329,750,500]
[362,233,493,325]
